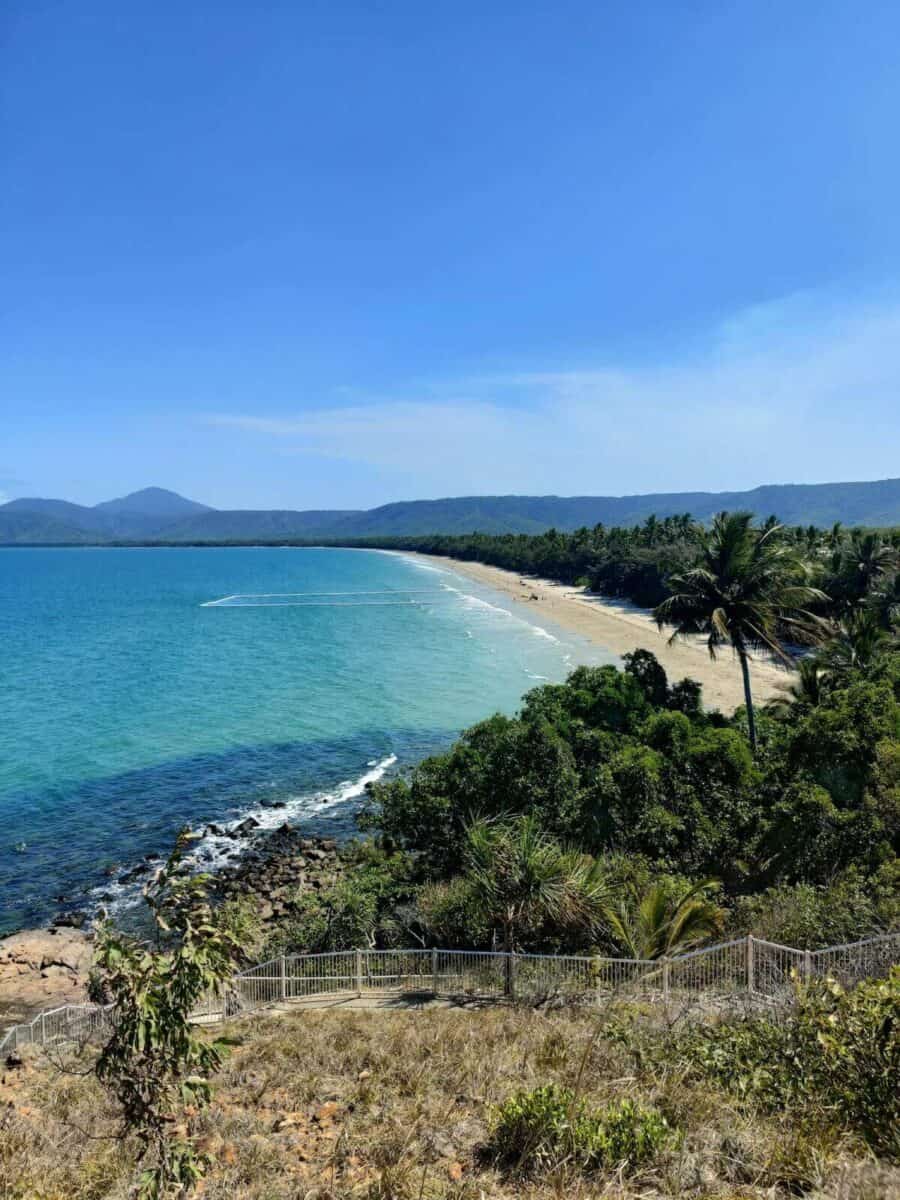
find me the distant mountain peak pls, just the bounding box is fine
[93,487,214,517]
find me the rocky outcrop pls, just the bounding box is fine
[211,827,344,928]
[0,826,345,1031]
[0,928,93,1026]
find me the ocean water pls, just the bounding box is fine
[0,547,614,933]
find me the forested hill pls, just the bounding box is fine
[3,477,900,544]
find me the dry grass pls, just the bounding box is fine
[2,1004,898,1199]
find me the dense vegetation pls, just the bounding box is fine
[265,515,900,960]
[344,515,900,609]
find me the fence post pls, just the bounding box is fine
[279,955,287,1002]
[746,935,755,993]
[508,952,517,1000]
[40,1012,46,1045]
[662,956,670,1005]
[431,947,438,997]
[803,949,812,983]
[355,949,363,998]
[593,956,602,1008]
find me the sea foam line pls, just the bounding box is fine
[87,754,399,919]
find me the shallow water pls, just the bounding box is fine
[0,547,614,931]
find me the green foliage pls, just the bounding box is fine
[654,511,829,751]
[600,877,725,959]
[463,815,607,954]
[666,969,900,1160]
[364,641,900,921]
[215,894,265,962]
[415,875,492,948]
[799,969,900,1160]
[90,831,244,1198]
[731,865,900,947]
[488,1083,675,1176]
[264,848,415,955]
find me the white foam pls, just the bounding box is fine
[86,754,399,919]
[531,626,560,643]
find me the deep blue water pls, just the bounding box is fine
[0,547,613,932]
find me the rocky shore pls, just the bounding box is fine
[0,822,348,1030]
[0,927,93,1027]
[209,823,346,927]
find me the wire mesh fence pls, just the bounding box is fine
[2,931,898,1055]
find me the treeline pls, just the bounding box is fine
[337,517,900,613]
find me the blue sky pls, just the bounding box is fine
[2,1,899,509]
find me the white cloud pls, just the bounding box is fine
[208,291,900,497]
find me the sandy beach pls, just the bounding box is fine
[406,553,790,714]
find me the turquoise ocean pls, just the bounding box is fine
[0,547,614,933]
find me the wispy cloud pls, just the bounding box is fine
[207,291,900,497]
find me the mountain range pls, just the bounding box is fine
[2,479,900,545]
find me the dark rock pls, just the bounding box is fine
[205,824,226,837]
[118,863,150,883]
[52,911,87,929]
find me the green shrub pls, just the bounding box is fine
[668,968,900,1160]
[487,1083,675,1176]
[416,875,492,948]
[797,968,900,1160]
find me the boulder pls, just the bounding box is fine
[0,928,93,1026]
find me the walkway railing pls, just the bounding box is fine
[2,931,898,1055]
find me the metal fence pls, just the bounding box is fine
[2,931,898,1055]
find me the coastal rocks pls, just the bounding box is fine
[210,829,345,929]
[0,928,93,1026]
[51,910,88,929]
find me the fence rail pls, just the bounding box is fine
[2,931,898,1056]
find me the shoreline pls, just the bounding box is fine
[401,551,790,714]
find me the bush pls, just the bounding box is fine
[729,866,899,948]
[797,968,900,1160]
[667,968,900,1160]
[416,876,492,948]
[487,1083,675,1176]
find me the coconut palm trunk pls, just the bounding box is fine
[736,641,757,753]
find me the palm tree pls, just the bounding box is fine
[600,879,724,960]
[818,608,894,678]
[464,815,607,984]
[654,511,827,753]
[769,656,828,713]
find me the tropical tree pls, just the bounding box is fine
[654,511,828,753]
[599,878,724,960]
[769,656,828,713]
[817,608,895,679]
[464,815,608,964]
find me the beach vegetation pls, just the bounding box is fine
[462,814,608,956]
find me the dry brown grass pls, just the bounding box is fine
[2,1004,898,1199]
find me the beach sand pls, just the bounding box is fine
[405,553,790,715]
